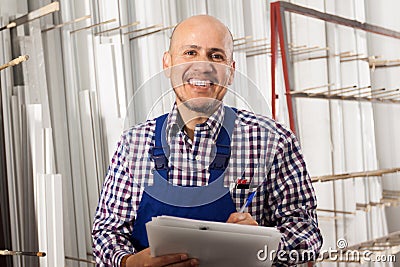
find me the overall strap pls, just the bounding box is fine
[208,107,237,183]
[151,113,169,179]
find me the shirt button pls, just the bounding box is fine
[195,155,201,161]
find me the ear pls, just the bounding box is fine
[162,51,172,77]
[227,60,235,85]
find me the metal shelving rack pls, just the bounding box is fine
[270,1,400,264]
[270,1,400,134]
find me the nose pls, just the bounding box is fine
[191,60,214,73]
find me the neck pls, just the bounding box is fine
[177,103,219,141]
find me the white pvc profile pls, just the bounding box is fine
[78,90,100,251]
[37,173,65,267]
[58,0,91,261]
[89,91,107,193]
[43,127,55,174]
[26,104,44,178]
[36,173,48,267]
[93,42,124,160]
[41,22,80,261]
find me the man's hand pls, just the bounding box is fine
[125,248,199,267]
[226,212,258,225]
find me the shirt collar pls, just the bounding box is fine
[166,102,225,142]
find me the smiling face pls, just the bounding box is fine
[163,15,235,114]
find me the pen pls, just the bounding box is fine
[238,191,257,213]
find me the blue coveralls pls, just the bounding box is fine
[131,107,238,251]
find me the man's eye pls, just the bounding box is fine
[210,54,224,61]
[185,50,197,56]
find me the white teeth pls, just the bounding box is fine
[188,79,212,87]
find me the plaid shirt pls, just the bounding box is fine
[92,104,322,266]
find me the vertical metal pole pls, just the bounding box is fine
[270,2,297,134]
[276,3,296,133]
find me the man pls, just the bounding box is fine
[92,15,322,267]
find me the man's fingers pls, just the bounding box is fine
[125,249,198,267]
[226,212,258,225]
[226,212,245,223]
[149,253,189,266]
[235,219,258,225]
[167,258,200,267]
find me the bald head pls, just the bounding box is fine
[169,15,234,60]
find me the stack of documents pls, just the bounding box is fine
[146,216,282,267]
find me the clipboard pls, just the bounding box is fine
[146,216,282,267]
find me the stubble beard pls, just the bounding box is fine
[175,91,222,115]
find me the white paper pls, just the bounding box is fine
[146,216,282,267]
